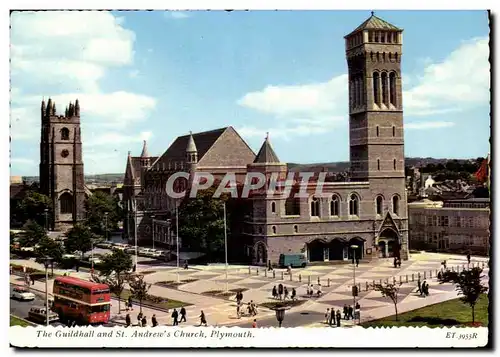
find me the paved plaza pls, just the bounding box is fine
[10,252,489,328]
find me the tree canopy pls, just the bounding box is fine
[99,248,133,276]
[15,191,52,227]
[84,191,122,237]
[19,220,47,247]
[35,235,64,262]
[373,281,403,321]
[65,223,93,259]
[128,274,151,314]
[176,186,230,260]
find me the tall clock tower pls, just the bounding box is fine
[39,98,86,231]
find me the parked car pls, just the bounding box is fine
[28,307,59,324]
[138,248,152,257]
[125,246,139,254]
[113,243,129,251]
[96,241,114,249]
[11,287,36,301]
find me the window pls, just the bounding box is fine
[392,126,396,137]
[381,72,388,106]
[393,159,397,170]
[271,201,276,213]
[61,127,70,140]
[330,195,340,216]
[310,197,320,217]
[377,159,380,171]
[389,72,397,106]
[293,225,298,233]
[59,192,73,214]
[376,196,383,215]
[285,197,300,215]
[349,194,359,216]
[373,72,380,105]
[374,32,379,42]
[376,126,379,137]
[392,196,400,215]
[272,226,277,234]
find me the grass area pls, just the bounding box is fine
[113,288,191,310]
[10,315,35,327]
[155,279,198,289]
[260,300,306,309]
[362,294,489,328]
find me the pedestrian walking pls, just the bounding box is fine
[125,313,131,327]
[272,286,278,299]
[171,308,179,326]
[336,310,341,327]
[127,296,134,311]
[325,308,330,324]
[184,260,189,270]
[343,305,348,320]
[236,301,242,318]
[284,286,289,300]
[141,315,147,327]
[417,278,422,295]
[442,260,447,270]
[268,260,273,271]
[291,288,296,301]
[467,253,471,266]
[348,305,354,320]
[355,257,359,267]
[152,314,158,327]
[199,310,207,326]
[278,284,284,300]
[137,312,143,326]
[252,319,257,328]
[180,307,187,323]
[329,307,335,326]
[317,284,322,297]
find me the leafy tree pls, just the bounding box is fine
[18,191,52,227]
[92,271,127,314]
[19,220,47,247]
[438,267,488,323]
[36,236,64,262]
[10,231,18,245]
[373,282,403,321]
[65,223,93,259]
[128,274,151,314]
[99,248,133,277]
[85,191,122,237]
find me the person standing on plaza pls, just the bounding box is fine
[355,302,361,321]
[348,305,354,320]
[127,296,134,311]
[355,256,360,267]
[125,313,131,327]
[268,260,273,271]
[278,284,283,300]
[329,307,335,326]
[180,306,187,323]
[343,304,348,320]
[236,300,242,318]
[137,311,143,326]
[317,284,322,297]
[467,253,471,266]
[252,319,257,328]
[417,277,422,295]
[336,310,341,327]
[152,314,158,327]
[272,286,278,299]
[171,308,179,326]
[291,288,297,301]
[199,310,207,326]
[325,308,330,324]
[141,315,147,327]
[284,286,289,300]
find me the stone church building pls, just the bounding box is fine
[123,13,409,264]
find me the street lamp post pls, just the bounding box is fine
[351,244,359,324]
[42,257,52,326]
[44,208,49,231]
[104,212,109,241]
[151,215,155,250]
[134,199,138,272]
[224,201,228,293]
[271,305,291,328]
[176,201,180,283]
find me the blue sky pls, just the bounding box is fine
[10,10,490,175]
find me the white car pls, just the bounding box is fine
[11,287,36,301]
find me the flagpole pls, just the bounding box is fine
[224,201,228,293]
[176,200,180,283]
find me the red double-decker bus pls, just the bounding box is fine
[52,276,111,325]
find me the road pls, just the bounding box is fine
[9,284,117,327]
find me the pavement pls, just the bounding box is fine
[10,252,489,327]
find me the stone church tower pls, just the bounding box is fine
[39,98,86,231]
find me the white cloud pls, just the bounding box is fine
[238,37,489,138]
[405,121,455,130]
[165,11,191,19]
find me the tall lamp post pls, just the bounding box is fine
[151,214,155,250]
[351,244,359,325]
[104,212,109,241]
[134,199,138,272]
[44,208,49,231]
[176,201,180,283]
[42,257,53,326]
[224,201,228,293]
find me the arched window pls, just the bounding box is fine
[393,159,397,170]
[392,196,400,215]
[373,72,380,105]
[377,159,380,171]
[330,195,339,216]
[293,225,298,233]
[392,125,396,137]
[349,194,359,216]
[59,192,73,214]
[272,226,277,235]
[376,196,383,215]
[271,201,276,213]
[376,126,379,137]
[389,72,397,106]
[61,127,69,140]
[310,197,320,217]
[381,72,388,106]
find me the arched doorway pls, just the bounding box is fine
[348,237,365,260]
[307,239,326,262]
[328,238,346,260]
[378,228,400,258]
[254,242,267,264]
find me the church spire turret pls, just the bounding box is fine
[186,131,198,164]
[140,140,150,158]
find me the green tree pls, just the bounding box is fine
[36,236,64,262]
[177,185,230,260]
[99,248,133,277]
[373,281,403,321]
[65,223,93,259]
[19,220,47,247]
[85,191,122,237]
[438,267,488,323]
[92,271,127,314]
[128,274,151,314]
[18,191,52,227]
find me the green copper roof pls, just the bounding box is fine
[347,13,401,37]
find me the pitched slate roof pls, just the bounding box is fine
[253,136,280,164]
[124,154,159,185]
[151,127,227,170]
[346,13,401,37]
